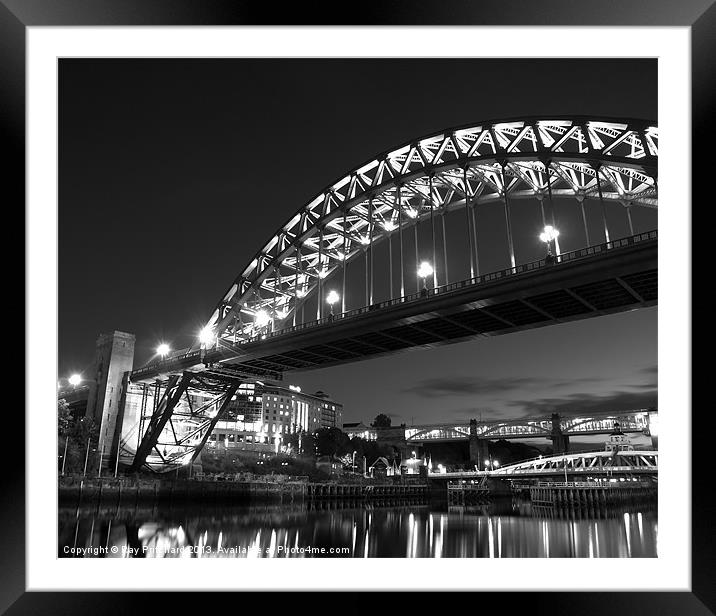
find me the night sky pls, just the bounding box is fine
[59,58,657,428]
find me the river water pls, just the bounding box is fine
[58,497,657,558]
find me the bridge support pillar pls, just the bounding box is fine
[468,420,489,470]
[552,434,570,455]
[550,412,570,455]
[84,331,136,469]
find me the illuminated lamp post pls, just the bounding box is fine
[68,374,82,388]
[539,225,560,264]
[199,326,215,365]
[254,309,270,332]
[326,290,340,321]
[417,261,434,297]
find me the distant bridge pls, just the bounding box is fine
[429,449,658,480]
[346,408,656,443]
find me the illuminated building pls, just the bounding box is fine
[207,381,343,453]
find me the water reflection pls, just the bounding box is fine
[59,498,657,558]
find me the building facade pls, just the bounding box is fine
[207,382,343,453]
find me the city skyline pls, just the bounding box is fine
[59,58,657,426]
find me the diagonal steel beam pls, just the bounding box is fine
[189,383,241,464]
[129,373,193,473]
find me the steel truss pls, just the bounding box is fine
[403,408,654,442]
[205,116,658,345]
[436,449,658,479]
[489,450,659,477]
[128,370,244,473]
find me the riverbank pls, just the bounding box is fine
[58,475,438,507]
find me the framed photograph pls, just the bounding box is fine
[7,0,708,609]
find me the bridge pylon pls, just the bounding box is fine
[550,413,570,454]
[469,419,489,470]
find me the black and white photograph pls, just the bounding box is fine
[8,3,707,605]
[56,57,659,559]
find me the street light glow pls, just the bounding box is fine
[326,290,340,305]
[199,326,215,346]
[539,225,560,243]
[254,310,270,327]
[417,261,434,279]
[383,220,396,231]
[68,374,82,386]
[157,343,170,357]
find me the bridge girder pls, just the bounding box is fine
[432,449,658,480]
[126,370,244,473]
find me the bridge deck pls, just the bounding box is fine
[132,232,656,383]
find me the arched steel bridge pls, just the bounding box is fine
[131,115,657,383]
[430,449,658,480]
[207,115,657,345]
[123,116,658,472]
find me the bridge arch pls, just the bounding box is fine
[562,411,650,434]
[203,116,658,344]
[479,421,553,439]
[406,426,471,442]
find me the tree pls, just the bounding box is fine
[347,436,397,467]
[58,399,72,435]
[283,430,318,457]
[315,427,351,457]
[371,413,391,428]
[57,401,100,475]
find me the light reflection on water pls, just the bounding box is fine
[58,499,657,558]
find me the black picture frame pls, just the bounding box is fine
[5,0,709,611]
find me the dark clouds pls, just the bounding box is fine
[403,375,603,398]
[507,389,658,417]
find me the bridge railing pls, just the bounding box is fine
[243,230,657,344]
[535,480,649,488]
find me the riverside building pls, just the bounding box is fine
[207,382,343,454]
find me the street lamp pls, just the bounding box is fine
[199,326,215,347]
[539,225,560,263]
[417,261,433,294]
[254,310,270,328]
[157,343,170,358]
[199,326,215,365]
[326,290,340,318]
[68,374,82,387]
[484,455,499,470]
